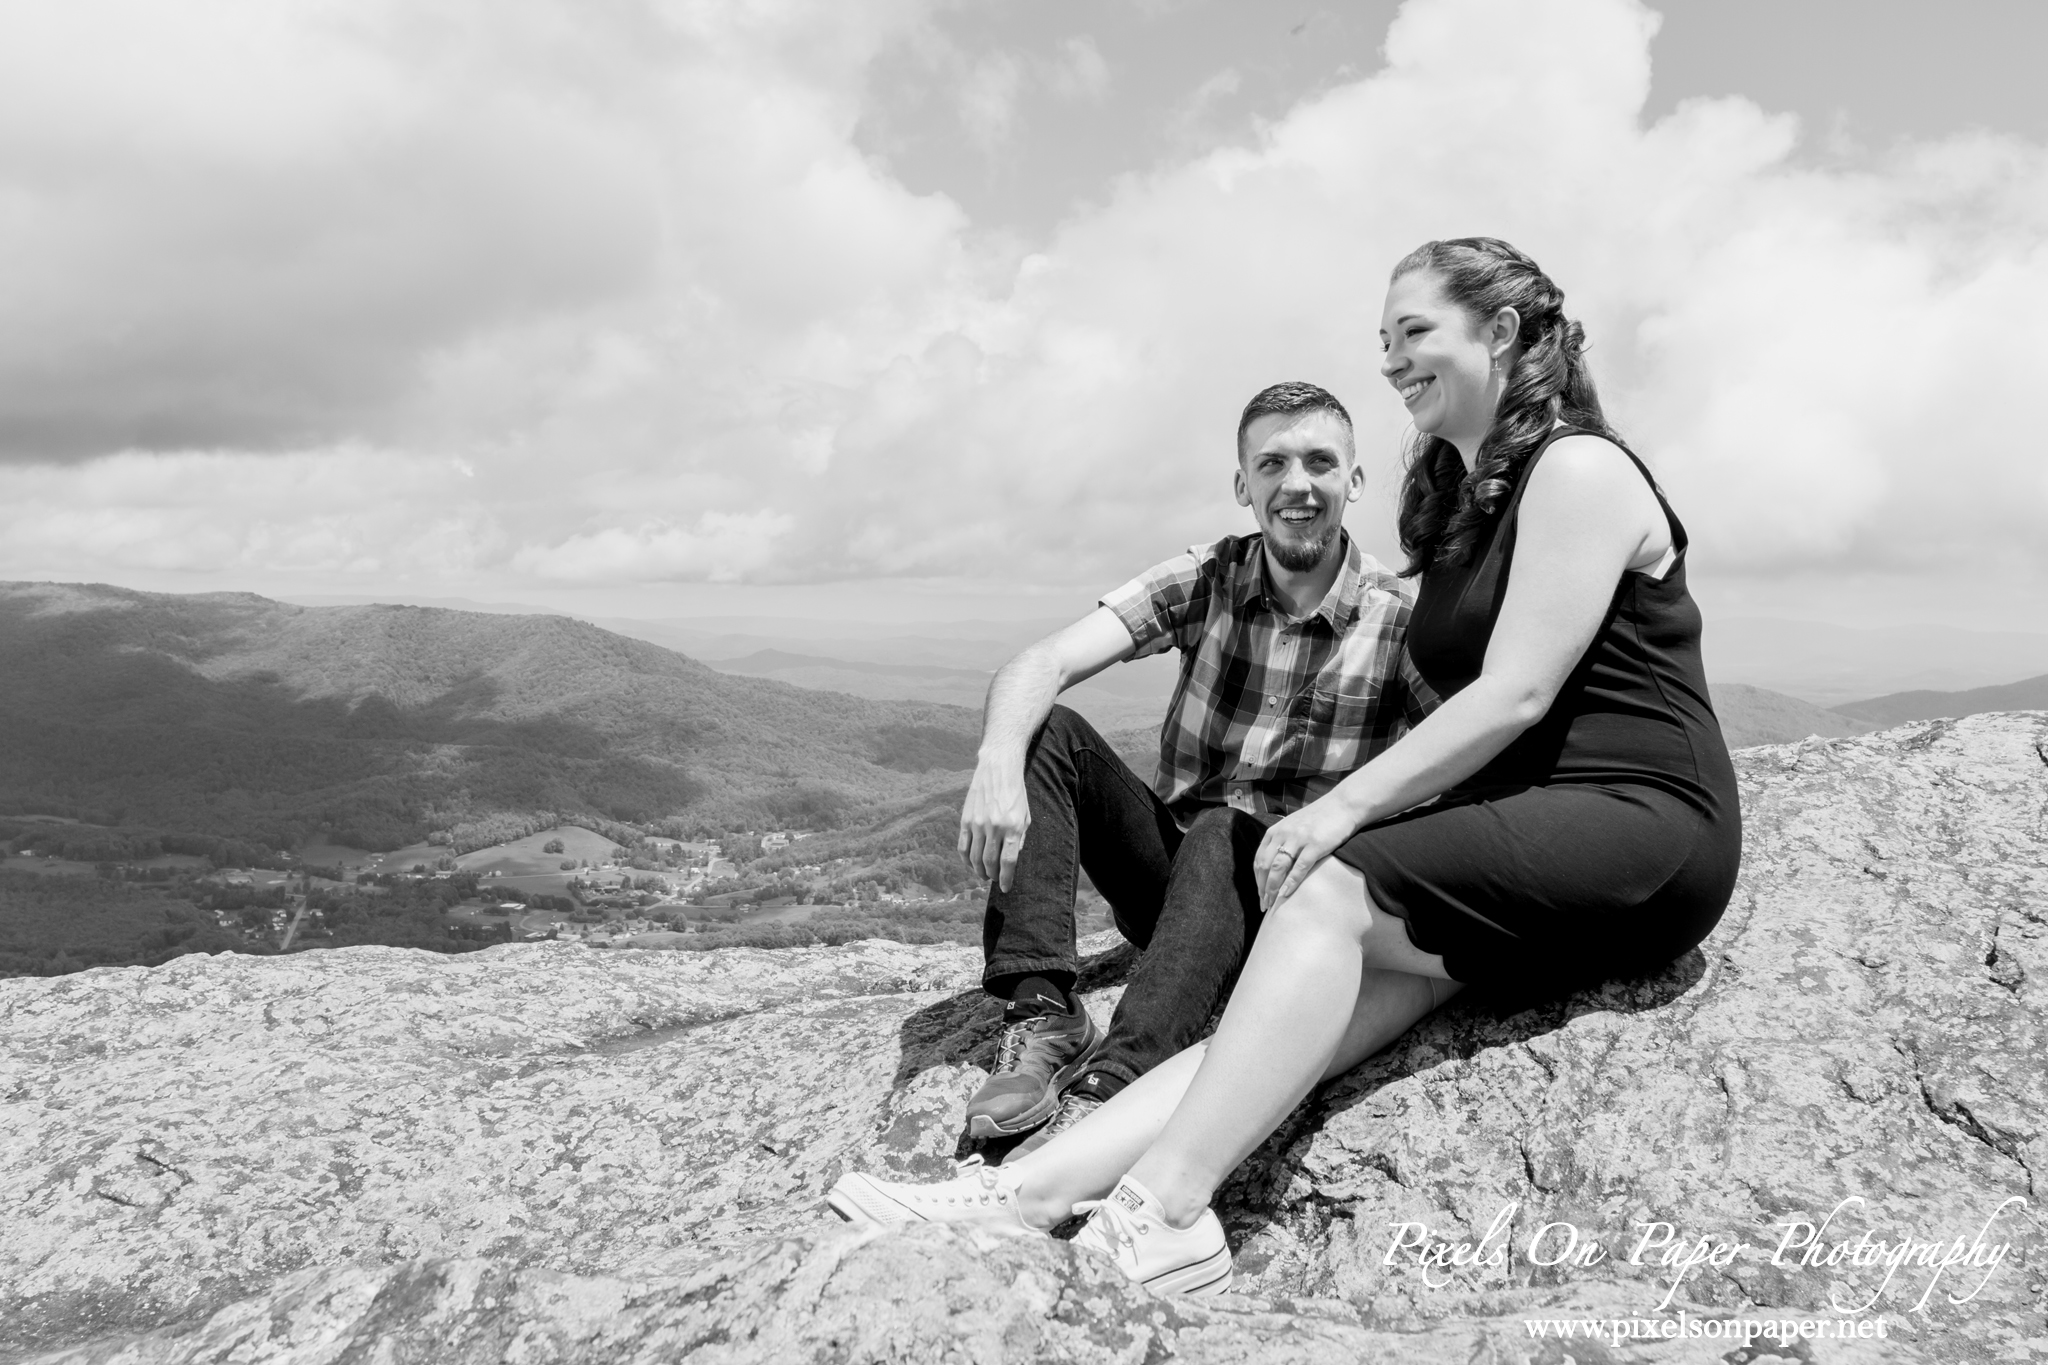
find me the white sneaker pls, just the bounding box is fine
[827,1158,1046,1236]
[1071,1175,1233,1296]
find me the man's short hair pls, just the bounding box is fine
[1236,382,1353,457]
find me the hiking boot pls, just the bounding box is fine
[1003,1088,1104,1163]
[1072,1174,1233,1296]
[826,1157,1045,1237]
[963,1001,1103,1138]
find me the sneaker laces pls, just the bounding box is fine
[933,1162,1015,1209]
[992,1014,1042,1072]
[1072,1194,1148,1261]
[1042,1091,1103,1140]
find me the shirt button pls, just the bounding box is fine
[1266,696,1277,707]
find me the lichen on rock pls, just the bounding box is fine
[6,713,2047,1363]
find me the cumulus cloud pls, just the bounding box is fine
[0,0,667,456]
[789,0,2048,593]
[1,0,2045,611]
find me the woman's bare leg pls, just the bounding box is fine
[1007,1040,1208,1228]
[1327,965,1462,1077]
[1122,858,1451,1227]
[1008,955,1458,1227]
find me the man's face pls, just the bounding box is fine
[1235,409,1362,572]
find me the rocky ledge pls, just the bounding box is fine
[4,714,2046,1364]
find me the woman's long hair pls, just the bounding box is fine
[1393,238,1617,576]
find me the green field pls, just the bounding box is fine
[298,826,623,912]
[460,825,621,874]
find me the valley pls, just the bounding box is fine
[0,808,1118,975]
[4,578,2043,979]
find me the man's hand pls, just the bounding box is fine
[958,607,1137,894]
[1252,795,1360,911]
[959,752,1032,891]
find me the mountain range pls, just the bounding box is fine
[1703,615,2048,705]
[607,612,2048,745]
[0,582,981,851]
[6,582,2042,861]
[683,633,2043,752]
[1832,671,2048,727]
[289,595,2048,729]
[602,618,1178,732]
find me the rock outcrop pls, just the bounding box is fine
[5,713,2046,1363]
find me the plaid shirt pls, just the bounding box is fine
[1100,532,1437,818]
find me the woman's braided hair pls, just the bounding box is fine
[1393,237,1617,575]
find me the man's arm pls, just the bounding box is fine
[959,606,1137,891]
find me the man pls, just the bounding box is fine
[957,380,1435,1158]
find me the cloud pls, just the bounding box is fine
[957,52,1025,150]
[952,34,1111,151]
[511,513,797,584]
[0,447,496,577]
[0,0,965,460]
[789,0,2048,590]
[1048,36,1110,104]
[0,0,670,457]
[1,0,2045,610]
[1168,66,1244,148]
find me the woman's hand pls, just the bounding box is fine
[1253,796,1362,911]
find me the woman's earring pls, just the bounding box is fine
[1489,351,1503,375]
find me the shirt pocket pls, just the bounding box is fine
[1307,686,1376,765]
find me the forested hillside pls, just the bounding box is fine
[0,871,246,977]
[0,583,981,852]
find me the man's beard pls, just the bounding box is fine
[1267,523,1337,572]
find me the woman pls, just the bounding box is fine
[827,237,1741,1297]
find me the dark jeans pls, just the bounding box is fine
[982,705,1268,1089]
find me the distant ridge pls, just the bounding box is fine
[0,582,980,850]
[1709,684,1873,749]
[1709,616,2048,706]
[1832,673,2048,727]
[687,635,1180,734]
[705,648,991,682]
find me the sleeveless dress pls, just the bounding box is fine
[1331,427,1741,991]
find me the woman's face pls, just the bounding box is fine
[1378,268,1507,457]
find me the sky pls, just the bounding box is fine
[0,0,2044,630]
